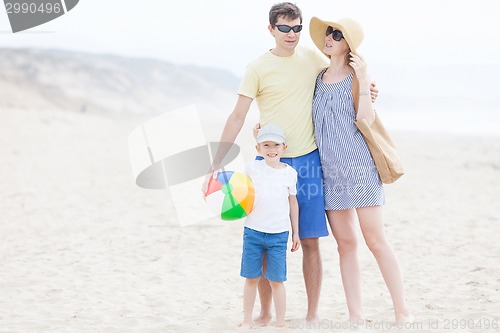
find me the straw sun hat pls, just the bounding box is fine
[309,16,364,57]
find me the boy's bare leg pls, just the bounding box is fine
[255,254,272,326]
[301,237,322,323]
[269,281,286,327]
[239,277,260,329]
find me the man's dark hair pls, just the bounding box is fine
[269,2,303,26]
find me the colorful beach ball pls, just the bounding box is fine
[204,171,255,221]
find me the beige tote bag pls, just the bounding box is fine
[352,74,404,184]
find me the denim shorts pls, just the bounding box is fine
[256,149,329,239]
[240,227,289,282]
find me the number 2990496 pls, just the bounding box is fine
[5,2,62,14]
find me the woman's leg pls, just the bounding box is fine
[327,209,363,322]
[357,205,413,323]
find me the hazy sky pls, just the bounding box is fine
[1,0,499,76]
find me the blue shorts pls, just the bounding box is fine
[240,227,289,282]
[256,149,329,239]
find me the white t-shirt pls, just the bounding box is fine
[244,160,298,234]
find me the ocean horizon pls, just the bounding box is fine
[381,108,500,137]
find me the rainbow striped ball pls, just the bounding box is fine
[205,171,255,220]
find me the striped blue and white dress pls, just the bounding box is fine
[312,69,385,210]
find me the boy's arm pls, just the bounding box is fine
[289,194,300,252]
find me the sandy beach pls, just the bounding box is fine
[1,107,499,333]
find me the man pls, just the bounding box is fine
[203,2,377,324]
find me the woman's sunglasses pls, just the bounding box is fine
[275,24,303,33]
[326,26,344,41]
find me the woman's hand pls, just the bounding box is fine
[349,52,370,85]
[350,52,378,102]
[349,52,368,79]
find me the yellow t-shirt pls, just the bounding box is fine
[238,46,328,158]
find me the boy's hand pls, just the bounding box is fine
[291,233,301,252]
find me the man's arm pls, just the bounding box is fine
[211,95,253,170]
[202,95,253,194]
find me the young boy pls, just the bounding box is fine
[239,124,300,329]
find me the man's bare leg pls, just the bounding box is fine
[301,237,322,323]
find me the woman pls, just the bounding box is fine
[309,17,413,324]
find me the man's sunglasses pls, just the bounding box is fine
[274,24,303,33]
[326,26,344,41]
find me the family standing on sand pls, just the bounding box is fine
[202,2,414,329]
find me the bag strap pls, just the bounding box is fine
[352,72,359,114]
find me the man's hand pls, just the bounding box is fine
[370,82,379,103]
[252,123,261,140]
[201,169,219,197]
